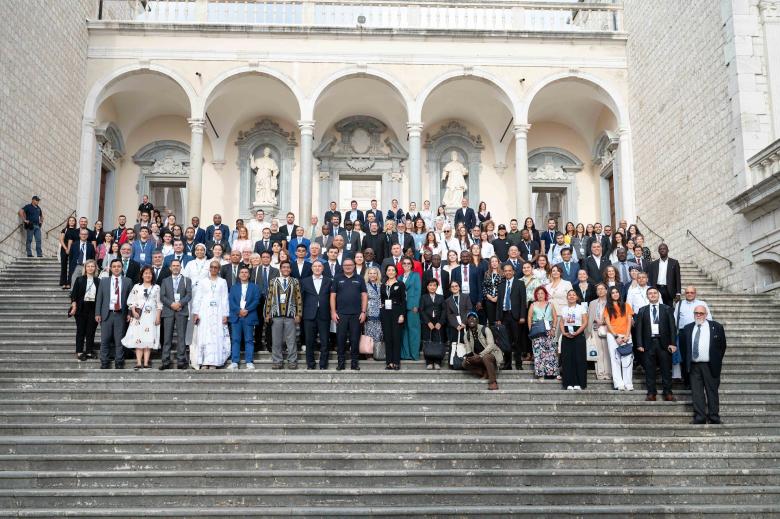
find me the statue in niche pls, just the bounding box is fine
[249,147,279,206]
[441,150,468,208]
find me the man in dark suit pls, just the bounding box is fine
[632,245,648,272]
[163,240,192,269]
[68,228,96,284]
[392,221,415,255]
[149,252,171,285]
[450,251,482,312]
[495,264,527,370]
[340,220,362,256]
[206,228,231,258]
[540,218,558,255]
[583,241,610,284]
[227,266,262,369]
[118,243,140,284]
[635,287,678,402]
[191,217,207,245]
[323,201,341,229]
[555,248,579,284]
[585,223,610,259]
[328,214,345,238]
[281,212,300,242]
[301,260,332,370]
[250,251,279,352]
[365,199,384,229]
[159,258,192,370]
[322,246,343,279]
[422,254,450,300]
[680,308,727,424]
[205,214,229,243]
[343,200,364,226]
[647,243,682,307]
[453,197,476,231]
[291,244,313,280]
[380,243,404,282]
[220,250,243,291]
[253,227,275,255]
[95,259,133,369]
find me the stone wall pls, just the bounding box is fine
[0,0,94,264]
[624,0,754,290]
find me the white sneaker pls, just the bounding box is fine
[573,386,582,390]
[246,363,255,370]
[626,386,634,391]
[566,386,574,390]
[618,385,627,391]
[226,363,238,371]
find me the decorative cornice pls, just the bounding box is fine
[759,0,780,22]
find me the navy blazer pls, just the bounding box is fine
[680,320,727,378]
[454,207,477,231]
[68,241,96,276]
[228,282,261,325]
[555,261,580,284]
[301,276,332,321]
[291,260,313,280]
[450,264,482,306]
[193,227,207,245]
[365,209,384,228]
[163,254,192,269]
[206,224,230,243]
[321,260,342,279]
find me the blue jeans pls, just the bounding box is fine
[26,225,42,256]
[230,320,255,364]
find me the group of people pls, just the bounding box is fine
[45,193,726,423]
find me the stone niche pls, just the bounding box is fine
[315,115,407,212]
[424,121,484,209]
[235,119,297,217]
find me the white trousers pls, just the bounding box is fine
[606,334,634,390]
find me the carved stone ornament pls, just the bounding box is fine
[530,157,570,181]
[149,156,188,176]
[346,157,375,172]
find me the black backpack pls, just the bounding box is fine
[483,324,512,354]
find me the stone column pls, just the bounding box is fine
[187,118,205,221]
[298,120,316,226]
[760,1,780,138]
[514,124,531,219]
[617,127,636,223]
[76,118,97,218]
[407,122,424,206]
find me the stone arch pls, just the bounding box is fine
[196,65,305,120]
[424,121,485,209]
[83,63,197,120]
[527,146,585,225]
[413,67,522,123]
[304,66,415,121]
[132,140,192,220]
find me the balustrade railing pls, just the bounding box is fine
[95,0,623,32]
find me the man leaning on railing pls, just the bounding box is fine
[18,195,44,258]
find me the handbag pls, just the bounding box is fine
[372,341,386,361]
[422,330,445,360]
[616,342,634,357]
[449,330,466,370]
[528,304,550,339]
[597,325,608,338]
[586,338,600,360]
[359,334,374,355]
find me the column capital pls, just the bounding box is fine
[83,117,96,129]
[759,0,780,21]
[617,127,631,138]
[406,122,424,136]
[298,120,315,135]
[513,123,531,137]
[188,118,206,133]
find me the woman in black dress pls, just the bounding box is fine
[558,289,589,390]
[380,264,406,370]
[420,278,445,369]
[59,216,79,289]
[69,259,101,361]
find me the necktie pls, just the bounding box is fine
[621,262,628,282]
[282,278,288,292]
[565,262,570,276]
[347,231,351,241]
[113,278,120,311]
[80,243,86,263]
[693,324,701,360]
[173,276,180,292]
[263,267,269,287]
[233,266,237,279]
[503,281,511,310]
[652,305,658,323]
[464,266,469,283]
[123,260,128,274]
[330,263,335,276]
[434,269,440,282]
[454,296,459,308]
[155,268,160,280]
[175,255,181,262]
[264,240,269,250]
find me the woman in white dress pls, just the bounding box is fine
[533,254,551,287]
[546,264,573,316]
[191,259,230,370]
[420,200,434,230]
[182,243,210,344]
[122,265,162,370]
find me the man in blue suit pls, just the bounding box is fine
[131,227,155,266]
[301,260,332,369]
[450,250,483,312]
[163,240,192,269]
[291,244,313,280]
[191,217,207,245]
[226,266,261,370]
[555,248,579,284]
[68,228,96,284]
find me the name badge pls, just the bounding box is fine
[384,299,392,310]
[280,294,287,304]
[174,293,181,302]
[462,284,470,294]
[209,301,217,307]
[456,316,462,326]
[186,252,193,257]
[346,243,352,251]
[527,254,532,261]
[651,323,659,335]
[287,235,292,242]
[432,310,436,319]
[140,253,146,261]
[240,299,246,310]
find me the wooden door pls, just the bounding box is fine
[607,174,616,227]
[97,167,109,222]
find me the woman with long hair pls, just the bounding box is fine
[523,217,541,245]
[59,216,79,289]
[528,286,558,381]
[69,259,100,361]
[604,286,634,390]
[588,283,612,380]
[564,222,576,245]
[380,264,406,370]
[477,201,491,225]
[122,265,162,370]
[482,256,502,324]
[559,289,589,390]
[571,223,588,261]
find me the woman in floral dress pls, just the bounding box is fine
[122,265,162,370]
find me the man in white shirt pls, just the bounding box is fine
[626,272,651,314]
[247,209,271,243]
[283,212,299,242]
[674,285,711,387]
[549,232,579,265]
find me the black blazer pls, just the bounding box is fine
[250,265,280,295]
[291,260,313,280]
[324,210,342,226]
[220,263,242,291]
[445,293,472,330]
[392,232,415,254]
[253,239,274,255]
[301,276,332,321]
[68,241,96,276]
[380,281,406,321]
[586,234,611,258]
[647,257,682,299]
[573,281,597,304]
[121,258,141,285]
[343,209,364,225]
[321,261,342,279]
[454,207,476,230]
[70,276,101,316]
[635,303,677,349]
[420,293,445,328]
[680,320,727,378]
[361,233,385,263]
[150,265,171,285]
[450,264,482,306]
[495,278,527,322]
[422,267,450,299]
[339,229,362,253]
[584,255,610,284]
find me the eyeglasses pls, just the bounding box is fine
[693,311,706,316]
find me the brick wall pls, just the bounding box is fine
[624,0,751,290]
[0,0,94,264]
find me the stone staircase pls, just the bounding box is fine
[0,257,778,517]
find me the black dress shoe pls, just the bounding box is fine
[77,353,87,362]
[691,419,706,425]
[100,365,110,370]
[115,363,125,370]
[307,366,316,370]
[351,366,360,371]
[159,363,171,371]
[319,366,328,370]
[177,364,188,370]
[708,418,723,425]
[336,365,345,371]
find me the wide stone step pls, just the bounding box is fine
[0,467,780,492]
[1,483,779,508]
[2,451,776,472]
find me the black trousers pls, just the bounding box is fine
[484,300,497,325]
[254,296,272,351]
[560,333,587,388]
[381,312,404,366]
[59,251,70,286]
[656,284,673,307]
[501,317,522,369]
[75,302,97,354]
[690,362,720,423]
[336,314,360,368]
[644,338,673,395]
[304,318,330,369]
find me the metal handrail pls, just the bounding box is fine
[635,215,665,244]
[686,229,733,268]
[0,224,23,247]
[45,210,77,239]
